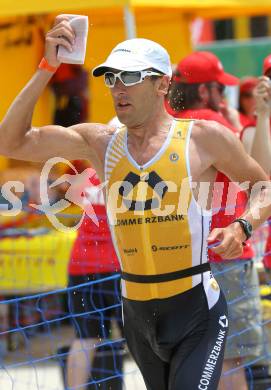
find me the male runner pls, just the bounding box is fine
[0,16,270,389]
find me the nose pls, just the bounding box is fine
[114,77,126,89]
[111,78,127,98]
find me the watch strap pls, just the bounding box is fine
[233,218,252,241]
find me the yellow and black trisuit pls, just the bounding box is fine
[105,119,228,390]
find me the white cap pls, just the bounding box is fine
[92,38,172,78]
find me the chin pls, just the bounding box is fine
[115,111,130,126]
[115,114,127,126]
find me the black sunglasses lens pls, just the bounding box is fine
[105,73,115,86]
[121,71,142,85]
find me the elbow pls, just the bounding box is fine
[0,122,32,158]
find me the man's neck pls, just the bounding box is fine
[127,106,173,146]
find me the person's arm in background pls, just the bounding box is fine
[248,77,271,274]
[251,76,271,175]
[241,125,255,155]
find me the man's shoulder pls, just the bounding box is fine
[191,119,234,151]
[74,122,118,141]
[192,118,224,135]
[71,122,120,164]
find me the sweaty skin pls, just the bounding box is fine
[0,15,270,260]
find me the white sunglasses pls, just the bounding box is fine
[104,70,162,88]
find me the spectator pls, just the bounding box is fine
[166,51,263,390]
[241,59,271,278]
[238,77,258,128]
[166,51,242,132]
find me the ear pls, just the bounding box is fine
[198,83,209,102]
[157,76,171,96]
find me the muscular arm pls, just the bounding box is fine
[195,121,271,258]
[0,15,109,172]
[210,126,267,188]
[209,122,270,225]
[0,70,90,160]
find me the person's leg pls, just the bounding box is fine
[168,286,228,390]
[218,358,247,390]
[122,295,172,390]
[122,278,225,390]
[67,337,98,390]
[123,318,169,390]
[211,260,263,390]
[66,273,112,390]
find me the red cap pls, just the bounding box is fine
[263,54,271,75]
[239,77,258,94]
[174,51,239,85]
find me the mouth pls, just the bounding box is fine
[117,102,131,110]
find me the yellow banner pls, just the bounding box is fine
[0,230,76,292]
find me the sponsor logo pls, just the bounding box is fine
[151,244,190,252]
[118,171,168,211]
[169,153,179,162]
[113,48,131,53]
[115,214,185,227]
[198,316,228,389]
[123,248,138,256]
[219,315,228,328]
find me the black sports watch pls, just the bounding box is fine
[233,218,253,241]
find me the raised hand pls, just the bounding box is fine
[255,76,271,116]
[44,15,75,68]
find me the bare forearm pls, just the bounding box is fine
[241,186,271,230]
[251,112,271,175]
[0,69,53,153]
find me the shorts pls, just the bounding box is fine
[67,273,122,339]
[211,260,263,361]
[123,281,228,390]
